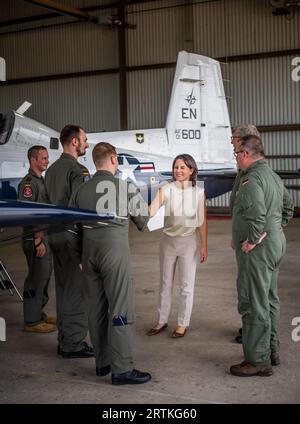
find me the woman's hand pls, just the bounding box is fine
[148,187,164,217]
[200,246,208,263]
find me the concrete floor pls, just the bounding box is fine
[0,219,299,404]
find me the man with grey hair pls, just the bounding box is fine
[230,124,261,211]
[232,124,260,139]
[230,134,294,377]
[230,124,261,344]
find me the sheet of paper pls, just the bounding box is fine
[147,205,165,231]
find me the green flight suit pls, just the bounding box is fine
[229,170,242,213]
[18,169,52,325]
[69,170,149,374]
[232,159,294,365]
[45,153,89,353]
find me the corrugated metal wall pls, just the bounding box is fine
[1,23,118,79]
[126,0,186,65]
[0,0,299,205]
[127,67,174,129]
[193,0,300,56]
[0,0,119,130]
[0,74,120,131]
[228,56,300,125]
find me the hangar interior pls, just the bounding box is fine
[0,0,300,404]
[0,0,299,208]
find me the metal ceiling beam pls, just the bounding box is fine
[0,1,162,28]
[24,0,99,23]
[23,0,135,28]
[2,47,300,86]
[0,2,117,27]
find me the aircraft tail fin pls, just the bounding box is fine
[16,101,32,115]
[165,51,235,170]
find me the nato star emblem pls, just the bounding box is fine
[117,157,138,182]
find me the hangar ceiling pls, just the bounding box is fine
[22,0,135,28]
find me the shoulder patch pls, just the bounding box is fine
[80,165,90,182]
[242,179,249,186]
[78,163,89,177]
[82,170,90,182]
[23,184,33,198]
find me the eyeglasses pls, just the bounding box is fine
[233,150,245,157]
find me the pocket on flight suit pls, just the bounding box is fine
[261,233,284,272]
[237,251,251,318]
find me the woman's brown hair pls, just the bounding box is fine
[172,154,198,187]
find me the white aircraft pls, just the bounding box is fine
[0,51,237,202]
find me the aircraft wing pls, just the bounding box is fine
[0,199,115,228]
[159,168,237,199]
[160,168,299,199]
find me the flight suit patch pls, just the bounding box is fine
[112,315,128,326]
[23,184,33,198]
[23,289,36,298]
[242,179,249,186]
[81,168,90,182]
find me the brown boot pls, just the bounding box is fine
[230,361,273,377]
[45,316,57,325]
[24,322,57,333]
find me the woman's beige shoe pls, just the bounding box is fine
[171,328,187,338]
[146,323,168,336]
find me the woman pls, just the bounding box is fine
[147,154,208,338]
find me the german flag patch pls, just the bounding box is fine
[23,184,33,198]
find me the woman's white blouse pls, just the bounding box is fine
[162,181,205,237]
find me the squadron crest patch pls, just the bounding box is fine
[23,184,33,198]
[136,133,144,144]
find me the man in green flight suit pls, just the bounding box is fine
[18,145,55,333]
[230,135,294,377]
[229,124,261,213]
[45,124,94,358]
[230,124,261,344]
[69,142,152,385]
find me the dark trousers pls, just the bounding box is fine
[22,239,52,325]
